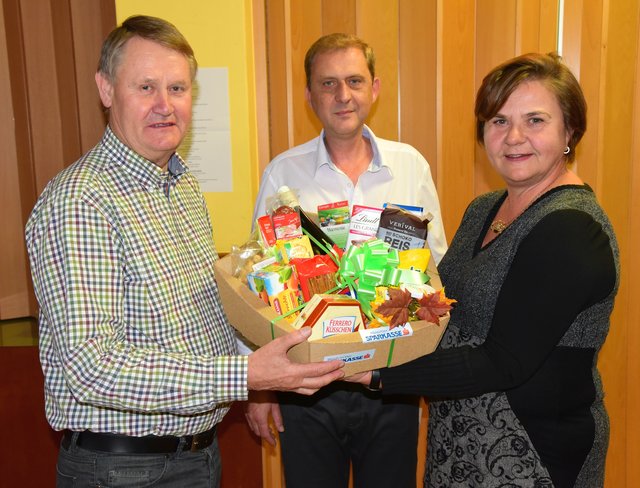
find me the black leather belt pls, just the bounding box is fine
[61,426,216,454]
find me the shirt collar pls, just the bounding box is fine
[101,125,188,189]
[314,125,384,175]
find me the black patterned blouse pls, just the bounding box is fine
[380,185,619,488]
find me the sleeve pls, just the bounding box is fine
[416,152,448,264]
[236,333,258,355]
[29,197,248,414]
[251,162,280,228]
[379,209,616,397]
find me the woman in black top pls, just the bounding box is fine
[348,53,619,488]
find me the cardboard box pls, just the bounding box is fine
[214,254,449,375]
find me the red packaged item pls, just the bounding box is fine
[290,255,339,302]
[256,215,277,248]
[271,205,302,240]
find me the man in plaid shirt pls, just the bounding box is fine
[25,15,343,487]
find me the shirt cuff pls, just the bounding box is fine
[212,355,249,402]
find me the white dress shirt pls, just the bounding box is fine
[253,125,447,263]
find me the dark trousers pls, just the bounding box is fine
[278,383,419,488]
[56,432,221,487]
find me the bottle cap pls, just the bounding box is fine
[277,186,299,208]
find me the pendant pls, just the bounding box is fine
[490,219,507,234]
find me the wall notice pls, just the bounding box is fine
[178,67,232,192]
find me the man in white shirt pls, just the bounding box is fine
[246,33,447,488]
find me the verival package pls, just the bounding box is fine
[214,254,449,375]
[376,205,430,251]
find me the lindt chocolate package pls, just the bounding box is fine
[376,205,430,250]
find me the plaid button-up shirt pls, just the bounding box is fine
[26,127,247,436]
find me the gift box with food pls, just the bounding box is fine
[215,188,454,375]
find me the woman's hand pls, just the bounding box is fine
[343,370,372,386]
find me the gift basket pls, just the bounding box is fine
[214,187,454,374]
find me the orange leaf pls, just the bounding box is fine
[416,290,456,325]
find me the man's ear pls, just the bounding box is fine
[95,72,114,109]
[371,77,381,103]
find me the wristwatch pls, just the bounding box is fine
[367,369,381,391]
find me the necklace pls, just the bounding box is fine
[489,173,564,235]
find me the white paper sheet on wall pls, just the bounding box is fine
[178,67,232,192]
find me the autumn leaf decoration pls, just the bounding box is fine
[416,290,456,324]
[373,288,456,328]
[374,288,412,328]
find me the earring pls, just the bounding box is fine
[563,146,570,155]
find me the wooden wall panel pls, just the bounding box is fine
[252,0,271,193]
[595,1,640,486]
[474,1,518,196]
[398,0,437,181]
[627,13,640,482]
[69,0,115,153]
[356,0,399,140]
[0,1,35,320]
[322,0,356,37]
[1,0,115,321]
[289,0,323,146]
[265,0,290,160]
[256,1,640,486]
[475,0,517,88]
[517,0,558,54]
[397,5,438,481]
[563,0,605,189]
[438,0,476,241]
[538,0,559,52]
[20,0,72,192]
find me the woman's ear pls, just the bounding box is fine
[565,127,574,147]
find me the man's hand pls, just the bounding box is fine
[244,391,283,446]
[247,328,344,395]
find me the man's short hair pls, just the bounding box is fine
[304,33,375,88]
[97,15,198,82]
